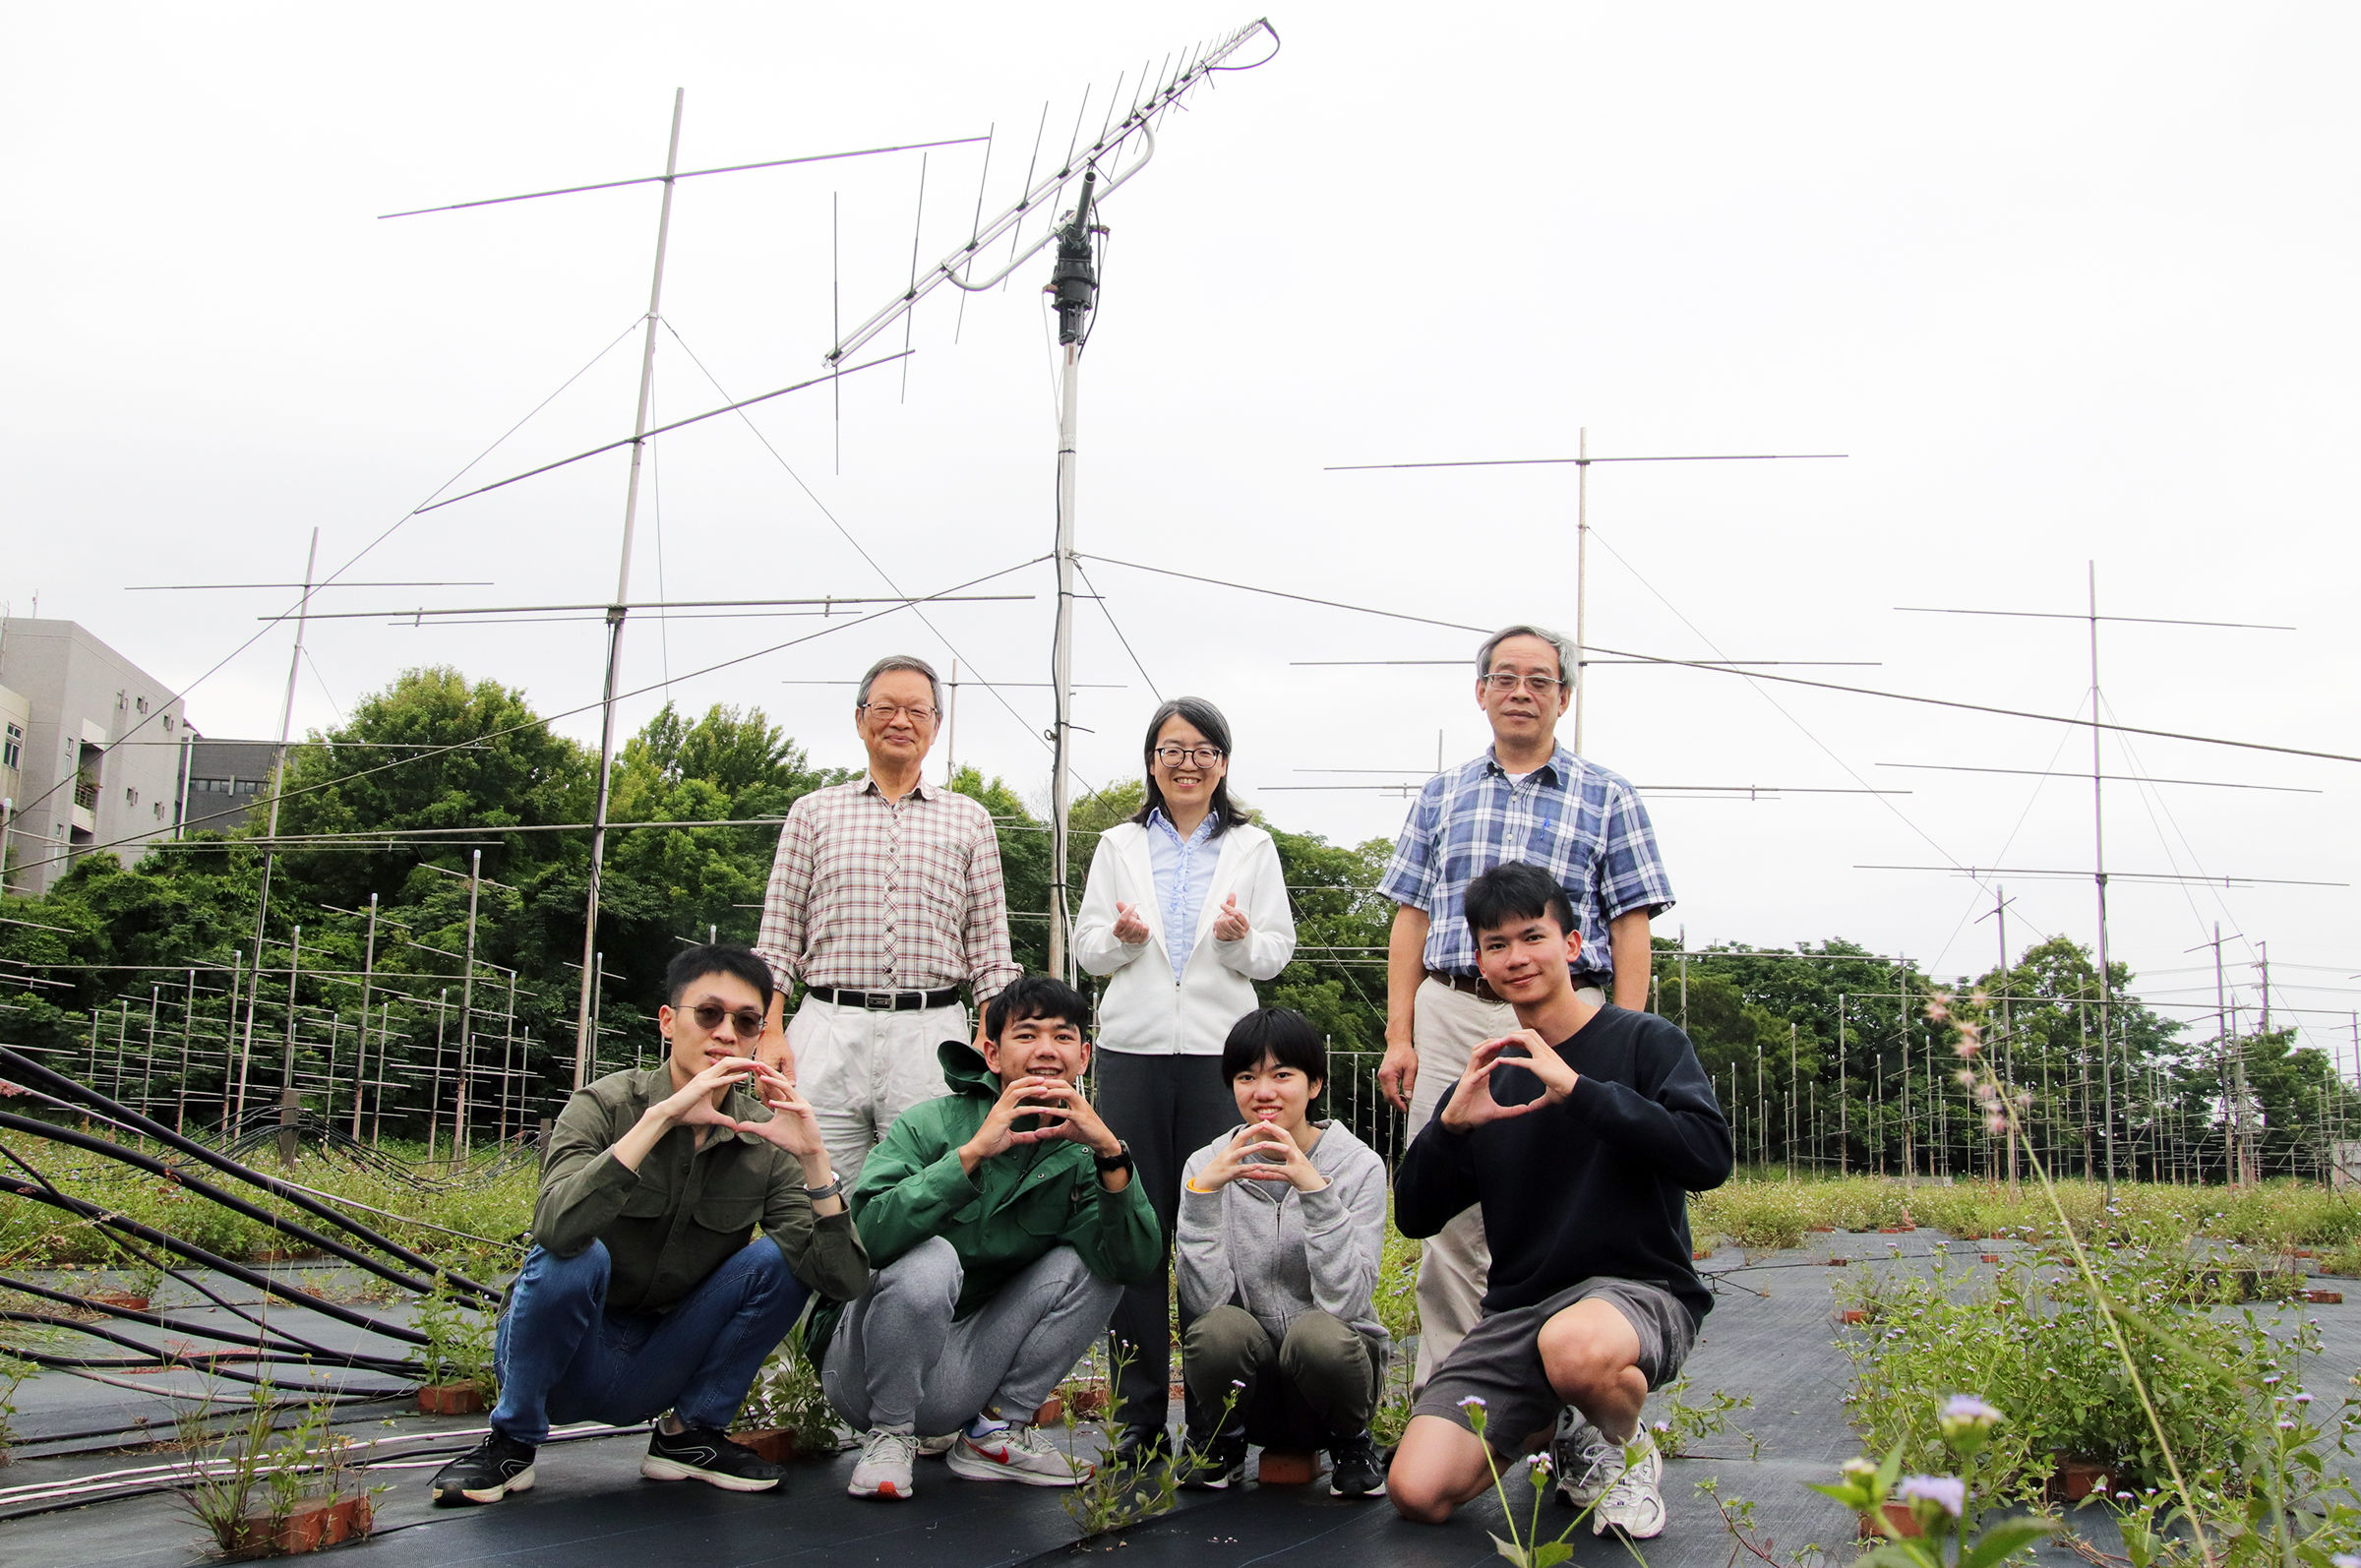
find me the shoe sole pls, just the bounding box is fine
[847,1478,914,1499]
[1331,1479,1388,1498]
[433,1465,535,1506]
[638,1456,780,1491]
[943,1451,1085,1487]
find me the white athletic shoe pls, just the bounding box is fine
[1591,1433,1666,1539]
[945,1422,1088,1487]
[848,1427,920,1499]
[1553,1416,1618,1509]
[916,1432,959,1458]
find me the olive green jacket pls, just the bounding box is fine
[532,1064,869,1315]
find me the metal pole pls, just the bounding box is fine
[1047,334,1082,985]
[177,966,194,1134]
[238,527,320,1129]
[1573,427,1589,754]
[2087,562,2116,1203]
[456,848,482,1159]
[500,970,517,1142]
[944,658,959,782]
[1839,995,1848,1176]
[575,87,686,1088]
[223,947,244,1133]
[427,989,449,1163]
[354,893,377,1140]
[277,924,302,1167]
[142,985,159,1114]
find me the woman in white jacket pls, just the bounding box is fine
[1074,696,1297,1463]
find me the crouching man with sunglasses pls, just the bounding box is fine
[432,944,870,1506]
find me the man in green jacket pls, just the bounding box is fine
[431,945,869,1506]
[818,975,1160,1500]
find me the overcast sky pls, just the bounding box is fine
[5,3,2355,1059]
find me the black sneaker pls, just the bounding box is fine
[1180,1430,1246,1490]
[1328,1430,1387,1497]
[639,1424,787,1492]
[1114,1424,1172,1472]
[431,1432,537,1506]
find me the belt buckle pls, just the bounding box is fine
[864,990,896,1010]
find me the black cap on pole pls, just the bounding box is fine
[1048,169,1100,346]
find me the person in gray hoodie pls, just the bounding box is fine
[1175,1008,1391,1498]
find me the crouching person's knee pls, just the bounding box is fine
[1386,1414,1488,1526]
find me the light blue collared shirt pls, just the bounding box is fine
[1145,808,1220,984]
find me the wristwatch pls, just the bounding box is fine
[1093,1143,1135,1176]
[803,1175,845,1203]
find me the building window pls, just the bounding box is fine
[153,801,165,819]
[163,714,175,733]
[135,696,149,714]
[3,723,19,769]
[125,786,141,807]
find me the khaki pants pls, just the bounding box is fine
[786,995,967,1187]
[1405,976,1607,1397]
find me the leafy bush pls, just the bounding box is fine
[1840,1235,2310,1501]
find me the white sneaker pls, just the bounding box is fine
[848,1427,920,1500]
[945,1422,1088,1487]
[916,1432,959,1458]
[1553,1416,1617,1508]
[1591,1433,1666,1539]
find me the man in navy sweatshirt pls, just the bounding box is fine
[1387,862,1732,1538]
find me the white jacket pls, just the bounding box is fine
[1073,818,1298,1055]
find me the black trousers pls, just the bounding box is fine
[1093,1050,1237,1433]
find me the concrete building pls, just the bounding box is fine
[0,620,194,897]
[181,738,285,837]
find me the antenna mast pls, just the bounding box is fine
[1046,171,1100,982]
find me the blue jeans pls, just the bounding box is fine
[489,1238,807,1445]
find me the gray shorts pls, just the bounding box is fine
[1411,1277,1697,1454]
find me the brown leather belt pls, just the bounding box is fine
[1425,968,1612,1002]
[1424,969,1503,1003]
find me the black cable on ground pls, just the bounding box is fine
[0,1046,501,1302]
[0,1273,418,1376]
[0,1110,446,1299]
[0,1173,430,1347]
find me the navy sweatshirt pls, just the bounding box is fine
[1393,1004,1733,1328]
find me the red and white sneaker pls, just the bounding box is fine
[944,1423,1087,1487]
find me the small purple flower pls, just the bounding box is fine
[2329,1554,2359,1568]
[1456,1395,1485,1409]
[1897,1475,1965,1518]
[2296,1392,2316,1405]
[1942,1395,2004,1425]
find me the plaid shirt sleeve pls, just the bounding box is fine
[961,804,1021,1004]
[1375,780,1444,911]
[1594,775,1675,922]
[753,795,818,992]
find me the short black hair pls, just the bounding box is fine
[665,943,775,1010]
[1462,862,1579,942]
[1220,1007,1326,1094]
[984,974,1092,1041]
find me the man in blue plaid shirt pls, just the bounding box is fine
[1376,624,1674,1398]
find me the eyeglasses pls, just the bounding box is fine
[1481,672,1564,694]
[687,1002,766,1038]
[859,702,938,724]
[1153,745,1226,767]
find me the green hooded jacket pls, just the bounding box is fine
[812,1039,1162,1356]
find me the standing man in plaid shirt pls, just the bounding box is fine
[1375,625,1674,1398]
[757,654,1022,1185]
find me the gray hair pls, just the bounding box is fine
[856,654,943,714]
[1476,624,1577,684]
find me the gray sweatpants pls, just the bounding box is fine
[822,1236,1121,1434]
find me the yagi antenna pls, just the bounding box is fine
[823,19,1279,991]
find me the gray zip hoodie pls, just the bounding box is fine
[1176,1119,1392,1366]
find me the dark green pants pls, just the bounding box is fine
[1181,1304,1378,1448]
